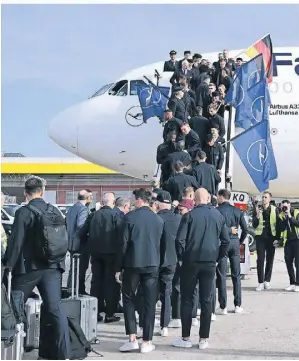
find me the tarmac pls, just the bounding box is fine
[25,248,299,360]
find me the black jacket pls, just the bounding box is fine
[204,143,224,170]
[183,92,197,117]
[192,162,221,196]
[66,201,89,252]
[163,151,191,181]
[185,129,201,157]
[170,69,193,85]
[209,114,226,137]
[176,204,230,263]
[164,60,179,72]
[217,202,248,243]
[252,206,280,239]
[88,206,123,256]
[168,97,189,122]
[164,172,199,202]
[189,115,210,146]
[4,198,65,275]
[115,206,164,271]
[158,209,182,267]
[156,141,176,165]
[162,117,184,142]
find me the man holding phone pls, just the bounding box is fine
[253,192,281,291]
[278,200,299,292]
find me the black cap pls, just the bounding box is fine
[170,50,177,55]
[156,190,172,204]
[212,91,220,97]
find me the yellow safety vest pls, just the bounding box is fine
[280,209,299,246]
[255,205,277,237]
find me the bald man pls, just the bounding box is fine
[89,192,122,323]
[66,189,93,293]
[173,188,230,350]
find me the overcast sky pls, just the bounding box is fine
[2,4,299,157]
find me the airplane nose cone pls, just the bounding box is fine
[48,103,79,154]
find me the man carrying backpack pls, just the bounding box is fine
[3,176,70,360]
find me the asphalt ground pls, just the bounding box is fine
[25,248,299,360]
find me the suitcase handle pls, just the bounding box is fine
[71,254,80,299]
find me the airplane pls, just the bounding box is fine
[48,47,299,198]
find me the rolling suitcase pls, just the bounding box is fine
[70,254,98,343]
[1,270,26,360]
[24,297,42,350]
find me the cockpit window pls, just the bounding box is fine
[108,80,128,96]
[130,80,147,95]
[89,83,114,98]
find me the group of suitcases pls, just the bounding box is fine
[1,254,99,360]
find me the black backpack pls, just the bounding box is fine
[27,204,68,264]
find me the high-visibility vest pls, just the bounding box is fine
[280,209,299,246]
[255,205,277,236]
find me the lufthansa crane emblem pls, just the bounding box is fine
[246,139,269,172]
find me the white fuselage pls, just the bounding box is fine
[48,47,299,197]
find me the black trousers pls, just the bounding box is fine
[122,267,158,341]
[172,262,197,319]
[159,265,176,328]
[216,240,241,308]
[90,254,119,316]
[12,269,71,360]
[198,277,216,313]
[284,241,299,286]
[256,236,276,283]
[181,262,216,339]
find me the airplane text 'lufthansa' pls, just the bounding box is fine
[273,53,299,77]
[269,104,299,116]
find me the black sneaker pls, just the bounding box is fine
[97,314,104,322]
[104,315,121,323]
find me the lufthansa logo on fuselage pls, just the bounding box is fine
[247,139,269,172]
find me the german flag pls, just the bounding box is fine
[245,34,273,83]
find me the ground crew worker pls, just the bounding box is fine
[115,188,164,354]
[156,191,182,336]
[278,200,299,292]
[215,189,248,314]
[173,188,230,350]
[252,192,280,291]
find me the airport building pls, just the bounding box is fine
[1,155,151,206]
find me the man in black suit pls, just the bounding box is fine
[203,134,225,175]
[173,188,230,350]
[170,60,193,86]
[208,104,226,137]
[162,110,184,141]
[180,122,201,159]
[116,189,164,354]
[195,75,211,117]
[177,50,192,69]
[156,191,182,337]
[192,150,221,196]
[164,50,179,72]
[168,86,189,122]
[215,189,248,315]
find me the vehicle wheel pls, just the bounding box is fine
[248,227,256,253]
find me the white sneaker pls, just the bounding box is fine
[215,307,227,315]
[199,340,209,350]
[168,319,182,328]
[156,300,162,308]
[172,338,193,348]
[256,283,264,291]
[192,318,199,326]
[211,313,216,321]
[197,308,201,317]
[285,285,295,291]
[264,281,271,290]
[119,340,139,352]
[140,342,155,353]
[235,306,243,314]
[294,286,299,292]
[136,327,143,339]
[160,327,168,337]
[154,318,160,327]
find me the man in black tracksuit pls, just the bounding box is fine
[215,189,248,315]
[173,188,230,350]
[208,104,226,138]
[203,134,225,173]
[162,110,184,142]
[278,200,299,291]
[4,176,71,360]
[163,161,199,202]
[180,122,201,159]
[156,191,182,336]
[89,192,122,323]
[116,189,164,354]
[168,86,189,121]
[189,114,210,147]
[192,150,221,196]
